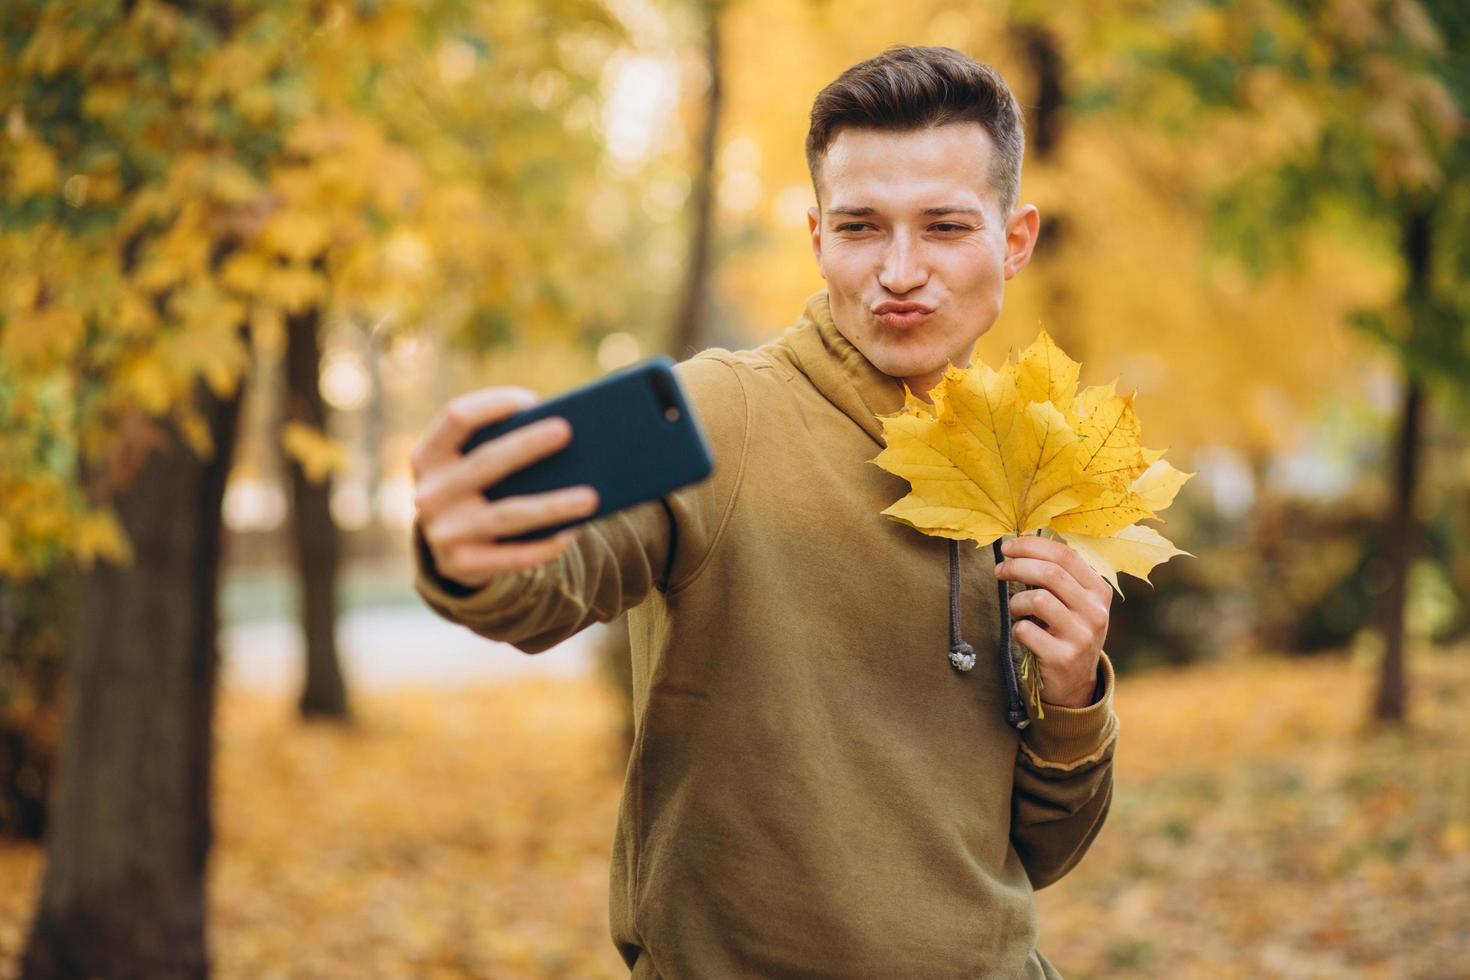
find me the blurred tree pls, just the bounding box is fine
[1106,0,1467,723]
[714,0,1389,464]
[283,304,350,720]
[669,0,727,359]
[599,0,731,759]
[1,0,626,972]
[0,571,71,842]
[1009,17,1076,341]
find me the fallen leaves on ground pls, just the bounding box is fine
[1,679,632,980]
[2,650,1467,978]
[1035,648,1470,978]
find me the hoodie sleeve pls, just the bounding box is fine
[412,353,749,653]
[1009,650,1119,890]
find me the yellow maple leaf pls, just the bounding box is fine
[871,358,1091,541]
[872,327,1193,594]
[872,327,1195,717]
[1052,523,1191,597]
[1012,325,1080,416]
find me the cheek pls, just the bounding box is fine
[821,246,869,285]
[946,244,1006,290]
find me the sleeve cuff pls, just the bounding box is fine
[411,518,539,618]
[1020,650,1118,770]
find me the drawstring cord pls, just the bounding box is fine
[946,540,976,672]
[948,538,1031,731]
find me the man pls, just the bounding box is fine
[411,45,1117,978]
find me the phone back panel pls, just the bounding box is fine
[458,356,714,542]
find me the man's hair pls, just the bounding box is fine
[805,46,1026,217]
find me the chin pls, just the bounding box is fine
[867,346,947,382]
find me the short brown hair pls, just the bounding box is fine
[805,46,1025,216]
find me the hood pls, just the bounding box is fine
[774,290,907,448]
[772,290,1031,729]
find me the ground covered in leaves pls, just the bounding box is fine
[1,650,1467,978]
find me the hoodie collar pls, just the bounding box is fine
[775,290,908,449]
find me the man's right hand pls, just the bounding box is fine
[410,386,600,592]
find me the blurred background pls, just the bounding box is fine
[1,0,1467,977]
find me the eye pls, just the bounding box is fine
[932,223,969,233]
[836,222,871,232]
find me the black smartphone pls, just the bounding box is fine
[458,355,715,542]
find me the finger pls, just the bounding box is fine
[437,486,600,545]
[417,415,573,514]
[1011,616,1067,664]
[437,528,582,585]
[411,387,538,479]
[1001,534,1109,602]
[1008,587,1092,648]
[995,555,1093,613]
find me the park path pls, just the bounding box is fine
[220,605,602,694]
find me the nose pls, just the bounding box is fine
[877,231,927,295]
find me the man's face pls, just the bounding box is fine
[806,122,1039,398]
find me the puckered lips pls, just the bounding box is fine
[873,300,935,330]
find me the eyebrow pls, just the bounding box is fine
[826,205,985,218]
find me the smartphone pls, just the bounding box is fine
[458,355,715,542]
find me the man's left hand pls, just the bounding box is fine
[993,534,1112,709]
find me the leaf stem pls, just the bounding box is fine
[994,535,1032,730]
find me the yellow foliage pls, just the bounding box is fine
[281,421,350,484]
[262,263,326,314]
[0,306,82,372]
[164,285,248,397]
[72,509,132,569]
[712,0,1397,459]
[261,210,332,263]
[170,400,217,458]
[8,139,58,198]
[0,0,646,580]
[117,351,180,416]
[220,251,270,294]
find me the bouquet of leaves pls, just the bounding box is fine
[870,328,1193,719]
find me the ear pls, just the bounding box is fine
[1002,204,1040,281]
[807,205,825,278]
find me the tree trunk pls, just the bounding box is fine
[285,306,351,720]
[1012,20,1079,354]
[666,0,723,360]
[1372,373,1423,723]
[21,376,244,980]
[362,322,388,550]
[1372,204,1433,725]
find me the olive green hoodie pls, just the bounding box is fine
[414,291,1118,978]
